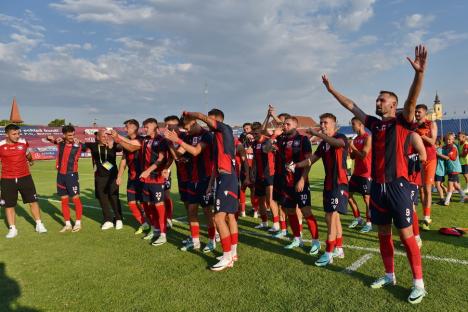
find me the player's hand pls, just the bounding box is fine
[321,74,334,93]
[116,176,122,186]
[139,169,151,179]
[286,161,296,173]
[73,138,81,145]
[56,137,64,143]
[46,135,54,142]
[407,45,427,73]
[268,104,275,117]
[295,177,305,192]
[164,130,179,143]
[273,127,282,137]
[108,129,118,138]
[29,160,34,166]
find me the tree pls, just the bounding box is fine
[48,119,66,127]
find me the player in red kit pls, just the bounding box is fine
[279,116,320,254]
[47,125,85,233]
[251,122,280,232]
[347,117,372,233]
[321,45,428,304]
[111,118,171,246]
[1,124,47,238]
[290,114,347,265]
[116,119,149,235]
[165,115,218,253]
[183,109,239,271]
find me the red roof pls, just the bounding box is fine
[9,97,23,123]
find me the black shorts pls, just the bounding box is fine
[254,176,274,197]
[57,173,80,197]
[447,173,459,183]
[127,179,142,202]
[214,173,238,214]
[462,164,468,174]
[187,179,213,207]
[141,182,165,204]
[178,181,189,203]
[434,175,445,182]
[273,176,283,202]
[369,178,413,229]
[348,175,371,196]
[281,184,311,209]
[409,183,419,205]
[323,184,348,214]
[1,175,38,207]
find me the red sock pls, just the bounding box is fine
[190,224,200,239]
[261,213,268,223]
[164,198,173,221]
[305,215,319,239]
[221,236,232,252]
[231,232,238,245]
[72,197,82,221]
[155,203,166,233]
[273,215,280,223]
[280,220,287,231]
[208,226,216,240]
[288,213,300,238]
[61,197,70,221]
[326,240,336,252]
[352,207,361,218]
[128,202,144,224]
[378,233,394,274]
[240,189,246,212]
[142,203,155,228]
[336,236,343,248]
[423,207,430,218]
[412,210,420,236]
[401,235,423,279]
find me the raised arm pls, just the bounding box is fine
[322,75,367,123]
[183,112,216,129]
[403,45,428,123]
[164,130,204,156]
[307,128,346,148]
[109,130,141,152]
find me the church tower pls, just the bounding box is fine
[433,92,443,120]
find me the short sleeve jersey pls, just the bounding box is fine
[0,138,31,179]
[314,133,348,191]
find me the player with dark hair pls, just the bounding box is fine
[347,117,372,233]
[1,124,47,238]
[47,125,85,232]
[116,119,149,234]
[183,109,239,271]
[320,45,428,304]
[163,115,180,228]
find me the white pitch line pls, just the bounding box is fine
[342,253,373,274]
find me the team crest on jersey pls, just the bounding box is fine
[192,136,200,145]
[286,141,293,147]
[17,145,24,150]
[256,143,262,149]
[325,143,330,151]
[293,140,300,147]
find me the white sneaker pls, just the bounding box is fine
[115,220,123,230]
[240,211,246,217]
[101,221,114,230]
[59,225,73,233]
[72,224,82,232]
[6,228,18,239]
[210,256,233,271]
[35,223,48,234]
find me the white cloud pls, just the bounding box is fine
[405,13,435,29]
[337,0,376,31]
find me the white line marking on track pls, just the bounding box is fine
[342,253,373,274]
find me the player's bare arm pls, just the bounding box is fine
[165,130,204,157]
[116,158,127,186]
[403,45,428,123]
[321,75,367,123]
[109,129,141,152]
[183,112,217,129]
[350,135,371,159]
[308,127,345,148]
[411,132,427,162]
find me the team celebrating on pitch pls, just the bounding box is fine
[2,45,468,304]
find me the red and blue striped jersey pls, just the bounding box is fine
[314,133,348,191]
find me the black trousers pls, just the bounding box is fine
[95,175,122,223]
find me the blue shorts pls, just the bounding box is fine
[409,183,419,205]
[141,182,165,204]
[254,176,274,197]
[323,184,348,214]
[127,179,142,202]
[369,178,413,229]
[348,175,371,196]
[214,173,238,214]
[281,184,311,209]
[57,173,80,197]
[178,181,189,203]
[273,176,283,202]
[434,175,445,182]
[462,164,468,174]
[448,173,459,183]
[187,179,213,207]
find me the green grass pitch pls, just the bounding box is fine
[0,159,467,312]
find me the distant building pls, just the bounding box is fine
[426,92,443,121]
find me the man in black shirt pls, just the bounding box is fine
[88,130,122,230]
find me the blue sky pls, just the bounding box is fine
[0,0,467,126]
